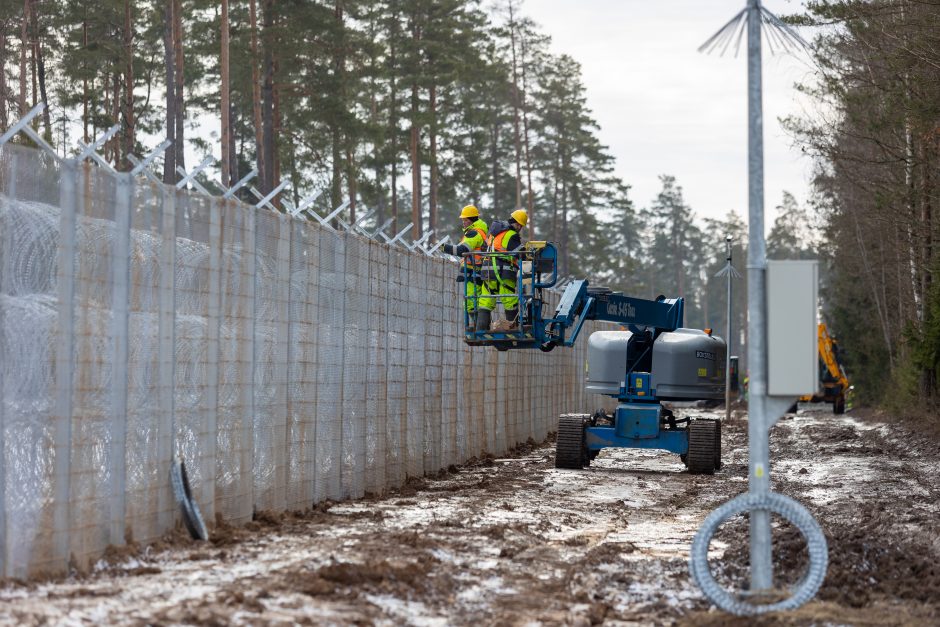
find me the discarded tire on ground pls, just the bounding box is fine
[555,414,588,469]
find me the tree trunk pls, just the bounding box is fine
[331,125,342,212]
[19,0,28,117]
[560,165,569,277]
[330,0,344,214]
[367,10,383,226]
[520,33,535,234]
[507,2,523,210]
[31,3,50,137]
[220,0,231,186]
[391,160,398,232]
[112,72,121,163]
[162,0,176,183]
[491,114,499,215]
[82,17,89,143]
[389,22,398,232]
[122,0,134,170]
[250,0,264,187]
[172,0,185,175]
[410,82,421,237]
[346,145,357,223]
[428,82,438,234]
[1,21,8,131]
[273,56,281,195]
[261,0,276,194]
[29,4,36,112]
[551,152,560,243]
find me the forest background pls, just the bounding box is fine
[0,0,937,411]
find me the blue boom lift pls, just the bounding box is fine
[462,242,726,474]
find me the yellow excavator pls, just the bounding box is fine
[799,323,852,414]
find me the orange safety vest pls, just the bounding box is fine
[488,229,519,269]
[461,226,488,268]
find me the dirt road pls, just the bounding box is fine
[2,404,939,626]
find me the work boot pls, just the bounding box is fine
[476,308,492,333]
[505,308,519,327]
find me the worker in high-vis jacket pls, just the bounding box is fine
[478,209,527,332]
[442,205,489,329]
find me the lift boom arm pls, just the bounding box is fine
[544,279,684,347]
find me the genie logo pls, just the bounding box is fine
[607,301,636,318]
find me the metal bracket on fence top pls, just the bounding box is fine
[254,180,289,210]
[324,199,350,223]
[222,168,258,199]
[176,156,214,193]
[127,154,161,185]
[351,207,376,237]
[128,139,172,184]
[286,189,323,220]
[370,217,394,241]
[383,222,414,249]
[0,103,43,146]
[76,124,121,172]
[0,104,61,161]
[306,199,350,234]
[409,229,433,254]
[428,235,450,256]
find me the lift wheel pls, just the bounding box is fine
[555,414,589,469]
[688,419,720,475]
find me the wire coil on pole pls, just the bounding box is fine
[690,491,828,616]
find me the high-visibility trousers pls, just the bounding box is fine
[478,280,497,311]
[465,278,485,312]
[497,278,518,310]
[479,278,516,311]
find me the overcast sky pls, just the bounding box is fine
[522,0,817,228]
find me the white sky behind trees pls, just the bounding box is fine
[523,0,817,228]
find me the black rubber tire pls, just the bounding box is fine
[688,419,717,475]
[538,341,556,353]
[556,414,588,469]
[833,395,845,415]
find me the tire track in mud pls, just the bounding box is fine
[2,406,939,626]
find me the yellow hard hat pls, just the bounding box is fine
[511,209,528,227]
[459,205,480,219]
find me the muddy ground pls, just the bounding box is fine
[2,404,939,626]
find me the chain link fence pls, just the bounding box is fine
[0,143,608,578]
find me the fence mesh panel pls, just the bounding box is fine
[0,144,611,576]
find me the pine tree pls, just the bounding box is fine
[644,175,704,326]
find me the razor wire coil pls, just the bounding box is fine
[689,490,828,616]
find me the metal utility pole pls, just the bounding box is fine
[744,0,773,589]
[715,235,741,424]
[693,2,827,616]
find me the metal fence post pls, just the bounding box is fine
[109,171,133,547]
[53,158,78,574]
[157,181,178,532]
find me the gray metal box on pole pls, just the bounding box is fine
[767,260,818,396]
